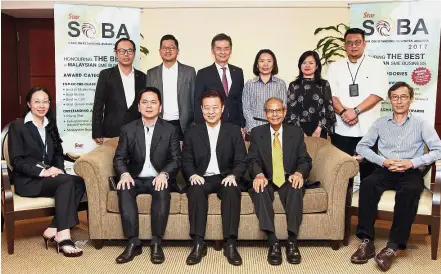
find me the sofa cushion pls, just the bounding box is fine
[180,192,255,215]
[107,191,181,214]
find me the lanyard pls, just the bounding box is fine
[346,55,365,85]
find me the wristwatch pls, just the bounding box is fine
[354,107,361,116]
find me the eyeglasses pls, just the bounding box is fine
[265,108,284,115]
[390,95,410,102]
[115,48,135,55]
[32,100,50,106]
[345,40,363,47]
[160,46,177,52]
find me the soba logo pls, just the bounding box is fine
[375,18,394,36]
[81,23,96,39]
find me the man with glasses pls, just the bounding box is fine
[194,33,245,138]
[146,34,196,144]
[351,82,441,271]
[92,38,146,144]
[248,97,312,265]
[326,28,388,181]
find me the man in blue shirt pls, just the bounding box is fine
[351,81,441,271]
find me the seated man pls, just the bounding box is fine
[182,90,247,266]
[352,82,441,271]
[113,87,181,264]
[248,97,312,265]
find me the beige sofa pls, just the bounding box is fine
[74,137,358,249]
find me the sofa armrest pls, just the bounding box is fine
[73,138,118,238]
[310,143,359,216]
[1,160,14,213]
[433,160,441,218]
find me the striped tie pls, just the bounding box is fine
[272,131,285,187]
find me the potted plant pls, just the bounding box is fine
[314,23,349,65]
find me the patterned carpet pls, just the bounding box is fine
[1,213,440,274]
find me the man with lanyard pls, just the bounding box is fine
[326,28,388,181]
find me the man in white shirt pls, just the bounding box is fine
[145,35,196,142]
[326,28,388,180]
[92,38,146,143]
[182,91,247,266]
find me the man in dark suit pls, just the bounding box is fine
[194,33,245,135]
[92,38,146,144]
[182,91,247,266]
[146,34,196,142]
[113,87,181,264]
[248,97,312,265]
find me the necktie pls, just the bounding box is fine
[221,67,229,96]
[272,131,285,187]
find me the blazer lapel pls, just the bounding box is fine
[135,120,146,161]
[45,129,54,164]
[134,69,144,93]
[198,124,210,150]
[177,62,184,96]
[150,118,163,154]
[282,125,294,170]
[210,63,225,94]
[156,65,164,115]
[229,65,237,96]
[25,123,44,149]
[260,125,273,175]
[112,66,128,110]
[216,123,228,148]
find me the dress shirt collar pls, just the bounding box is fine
[345,53,366,65]
[142,118,157,131]
[270,124,283,137]
[24,112,49,128]
[252,75,279,84]
[118,64,134,77]
[388,112,412,124]
[206,121,221,133]
[162,61,178,72]
[215,62,229,71]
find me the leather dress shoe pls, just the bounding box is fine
[150,243,165,264]
[374,247,397,271]
[186,243,207,265]
[286,241,301,264]
[350,239,376,264]
[223,243,242,266]
[115,243,142,264]
[267,242,282,265]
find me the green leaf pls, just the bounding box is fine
[140,46,149,56]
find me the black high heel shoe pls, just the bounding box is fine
[42,235,56,250]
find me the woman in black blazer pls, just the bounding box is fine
[8,87,86,257]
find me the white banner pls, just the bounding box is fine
[54,4,140,156]
[350,1,440,126]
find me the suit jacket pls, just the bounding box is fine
[182,123,247,185]
[248,123,312,182]
[145,61,196,135]
[113,118,182,184]
[92,65,146,138]
[8,119,64,197]
[194,63,245,127]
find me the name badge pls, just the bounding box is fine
[349,84,359,97]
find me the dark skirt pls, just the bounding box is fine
[300,122,327,139]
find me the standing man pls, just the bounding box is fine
[146,34,196,142]
[326,28,388,180]
[352,82,441,271]
[182,91,247,266]
[113,87,181,264]
[92,38,146,144]
[194,33,245,135]
[248,97,312,265]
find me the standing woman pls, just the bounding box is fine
[8,87,86,257]
[286,51,336,138]
[242,49,287,139]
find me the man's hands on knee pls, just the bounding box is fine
[117,173,135,190]
[190,174,205,185]
[153,172,168,191]
[221,175,237,187]
[384,159,413,172]
[289,172,304,189]
[253,174,268,193]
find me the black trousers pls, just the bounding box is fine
[356,168,424,249]
[186,175,241,239]
[250,181,304,236]
[38,174,86,231]
[331,133,376,181]
[117,177,170,239]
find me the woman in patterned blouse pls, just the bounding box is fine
[286,51,336,139]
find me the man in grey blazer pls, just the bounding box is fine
[146,34,196,142]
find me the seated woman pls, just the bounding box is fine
[242,49,287,140]
[285,51,336,139]
[8,86,86,257]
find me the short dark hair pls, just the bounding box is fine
[344,28,365,41]
[294,50,322,85]
[253,49,279,76]
[114,38,136,51]
[201,90,224,106]
[137,87,162,104]
[388,81,414,99]
[211,33,232,49]
[160,34,179,49]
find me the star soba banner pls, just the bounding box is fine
[350,1,440,126]
[54,4,140,167]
